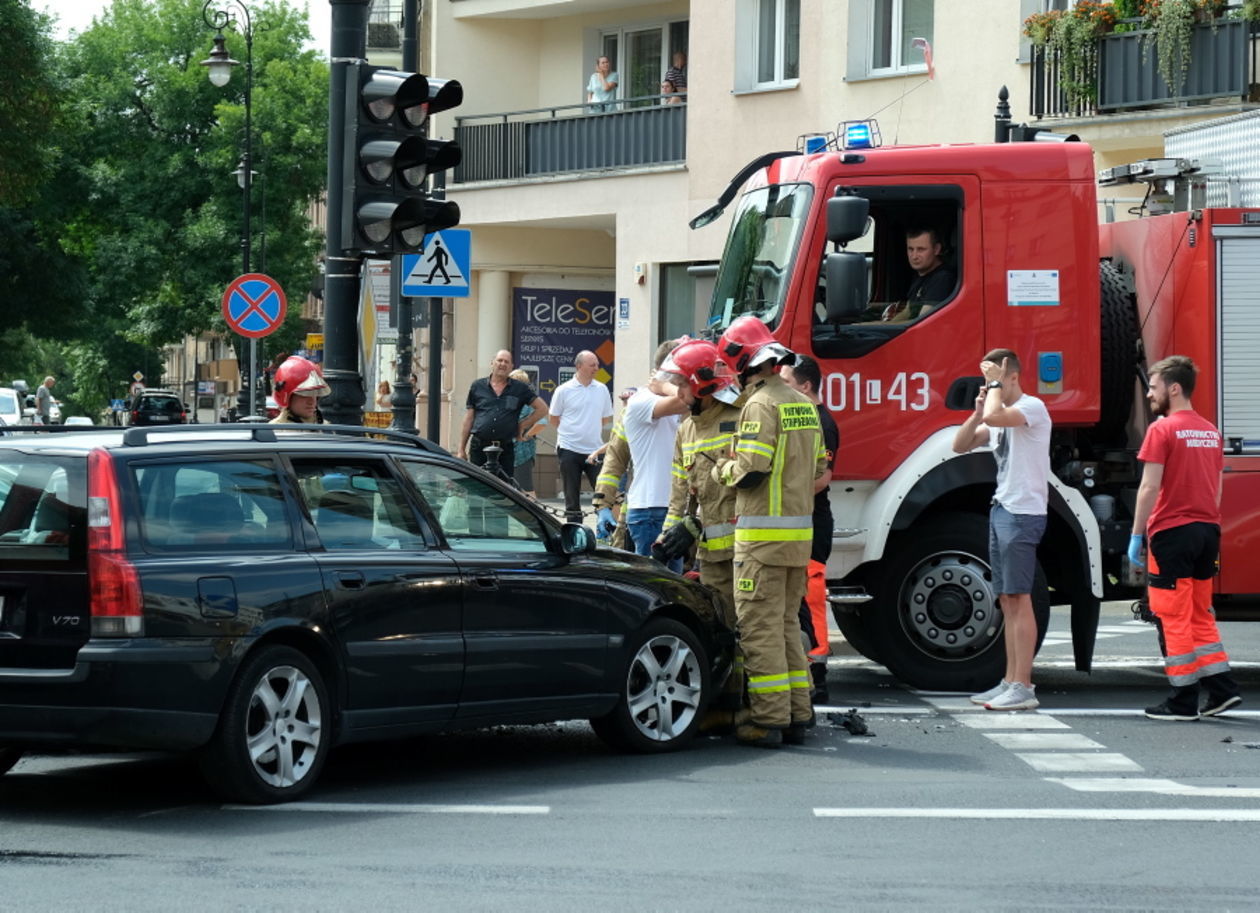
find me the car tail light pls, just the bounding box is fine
[87,448,143,636]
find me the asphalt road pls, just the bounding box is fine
[3,601,1260,912]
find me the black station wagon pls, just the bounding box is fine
[0,425,732,802]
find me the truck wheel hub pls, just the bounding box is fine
[900,553,1000,658]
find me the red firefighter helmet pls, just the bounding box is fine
[272,356,330,409]
[659,340,740,404]
[717,316,795,374]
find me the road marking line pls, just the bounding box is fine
[983,732,1106,750]
[224,803,551,815]
[955,714,1070,730]
[813,807,1260,821]
[1015,752,1144,773]
[1048,778,1260,798]
[814,705,933,715]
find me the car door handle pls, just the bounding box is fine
[335,571,366,590]
[466,573,498,591]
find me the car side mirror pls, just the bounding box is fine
[826,195,870,245]
[824,251,867,323]
[560,522,595,556]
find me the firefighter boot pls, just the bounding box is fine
[782,710,816,746]
[810,661,830,705]
[698,709,738,735]
[1145,685,1201,721]
[735,723,782,748]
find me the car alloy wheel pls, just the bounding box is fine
[591,617,710,752]
[245,663,324,789]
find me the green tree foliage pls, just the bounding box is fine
[0,0,328,412]
[0,0,59,207]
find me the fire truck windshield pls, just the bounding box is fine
[707,183,813,332]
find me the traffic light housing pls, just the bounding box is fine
[341,63,463,257]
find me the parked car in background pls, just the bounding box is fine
[63,416,93,427]
[0,424,733,803]
[23,394,61,425]
[0,389,24,427]
[128,390,187,426]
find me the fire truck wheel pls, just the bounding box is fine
[831,609,883,663]
[871,514,1049,692]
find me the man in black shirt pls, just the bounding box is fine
[781,355,839,704]
[457,350,549,479]
[882,227,956,321]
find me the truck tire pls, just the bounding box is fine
[199,645,331,804]
[1098,260,1140,445]
[870,514,1050,692]
[831,607,883,663]
[0,747,21,776]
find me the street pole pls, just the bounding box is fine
[201,0,258,419]
[321,0,370,426]
[390,0,419,433]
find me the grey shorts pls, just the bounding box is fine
[988,503,1046,595]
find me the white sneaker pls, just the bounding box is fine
[970,680,1009,706]
[986,682,1039,711]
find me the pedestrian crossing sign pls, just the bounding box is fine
[401,229,471,298]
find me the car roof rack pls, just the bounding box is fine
[114,422,449,453]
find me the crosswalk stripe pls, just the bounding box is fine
[955,714,1070,729]
[224,803,551,815]
[814,808,1260,821]
[1048,778,1260,798]
[1014,752,1143,772]
[984,732,1107,750]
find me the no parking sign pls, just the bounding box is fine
[222,273,287,338]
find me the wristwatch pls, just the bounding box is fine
[985,381,1004,390]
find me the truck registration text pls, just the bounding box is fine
[823,372,931,412]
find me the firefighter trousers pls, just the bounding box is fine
[1148,522,1232,688]
[733,557,812,728]
[700,557,744,710]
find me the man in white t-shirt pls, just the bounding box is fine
[952,348,1052,712]
[622,339,689,562]
[549,351,614,524]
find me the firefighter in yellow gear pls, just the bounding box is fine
[655,340,747,726]
[592,419,630,547]
[713,317,828,748]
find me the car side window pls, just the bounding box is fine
[290,460,426,552]
[398,461,549,554]
[134,460,292,550]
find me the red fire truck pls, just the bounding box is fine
[695,129,1260,691]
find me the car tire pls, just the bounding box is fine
[871,514,1050,692]
[0,747,22,775]
[591,617,710,753]
[199,645,331,804]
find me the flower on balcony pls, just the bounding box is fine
[1024,1,1119,106]
[1138,0,1203,92]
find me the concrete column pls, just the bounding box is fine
[477,270,512,366]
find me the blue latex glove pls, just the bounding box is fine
[596,508,616,539]
[1127,534,1144,567]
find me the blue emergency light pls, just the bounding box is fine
[840,119,881,150]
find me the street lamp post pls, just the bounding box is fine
[201,0,260,418]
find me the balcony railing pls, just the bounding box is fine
[453,96,687,184]
[1031,18,1260,119]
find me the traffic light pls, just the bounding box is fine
[341,63,463,257]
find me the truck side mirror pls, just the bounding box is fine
[826,195,870,244]
[824,251,867,323]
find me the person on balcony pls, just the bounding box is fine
[586,56,619,112]
[664,51,687,93]
[660,79,684,105]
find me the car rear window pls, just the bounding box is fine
[133,459,292,550]
[0,454,86,563]
[139,397,182,415]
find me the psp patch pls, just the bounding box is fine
[737,578,756,593]
[740,421,761,435]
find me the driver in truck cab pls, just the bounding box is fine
[881,227,956,322]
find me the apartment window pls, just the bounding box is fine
[596,19,688,107]
[871,0,933,73]
[757,0,800,85]
[735,0,799,91]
